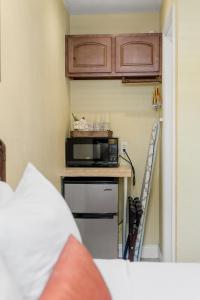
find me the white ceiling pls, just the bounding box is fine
[64,0,163,15]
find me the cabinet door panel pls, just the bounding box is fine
[68,36,112,73]
[116,34,160,73]
[64,183,118,213]
[76,217,118,258]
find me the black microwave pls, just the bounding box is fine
[65,137,118,167]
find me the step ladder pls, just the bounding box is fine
[134,121,160,261]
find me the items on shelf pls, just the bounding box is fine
[72,113,89,131]
[152,86,162,110]
[71,113,111,133]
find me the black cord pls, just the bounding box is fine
[119,155,130,165]
[123,149,136,186]
[120,149,136,186]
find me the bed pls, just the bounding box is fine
[95,259,200,300]
[1,139,200,300]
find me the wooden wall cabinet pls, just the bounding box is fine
[66,35,114,76]
[65,33,161,79]
[115,34,160,75]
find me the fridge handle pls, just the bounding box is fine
[73,213,117,219]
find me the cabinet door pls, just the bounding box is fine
[67,36,112,74]
[64,183,118,213]
[76,216,118,258]
[115,34,160,74]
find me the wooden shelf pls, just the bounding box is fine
[122,76,162,84]
[70,130,113,137]
[61,165,132,178]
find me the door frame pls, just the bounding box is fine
[162,4,176,262]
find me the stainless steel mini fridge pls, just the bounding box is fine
[63,177,118,259]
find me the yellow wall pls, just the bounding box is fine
[70,13,160,245]
[161,0,174,28]
[70,13,160,34]
[162,0,200,261]
[0,0,70,189]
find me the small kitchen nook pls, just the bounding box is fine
[63,9,162,260]
[62,109,160,260]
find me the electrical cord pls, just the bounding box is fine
[120,149,136,186]
[123,149,136,186]
[119,155,130,164]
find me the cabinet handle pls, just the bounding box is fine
[104,188,113,191]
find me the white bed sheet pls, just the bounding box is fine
[95,260,200,300]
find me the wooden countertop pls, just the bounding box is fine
[61,165,132,178]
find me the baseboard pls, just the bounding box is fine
[141,244,160,259]
[159,249,163,262]
[118,244,160,259]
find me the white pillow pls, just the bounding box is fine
[0,181,13,207]
[0,254,23,300]
[0,163,81,300]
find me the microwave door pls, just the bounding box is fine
[74,143,93,160]
[94,141,109,163]
[101,142,109,161]
[93,141,101,161]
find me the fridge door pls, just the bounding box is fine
[64,182,118,213]
[75,214,118,259]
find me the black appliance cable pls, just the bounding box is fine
[119,155,130,164]
[120,149,136,186]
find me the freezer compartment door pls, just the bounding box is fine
[64,183,118,213]
[75,215,118,259]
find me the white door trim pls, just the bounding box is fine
[162,4,176,262]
